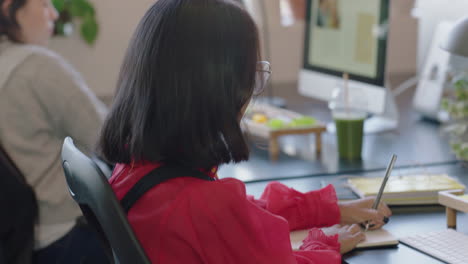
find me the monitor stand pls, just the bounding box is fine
[327,83,399,134]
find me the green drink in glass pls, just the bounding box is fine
[333,111,365,159]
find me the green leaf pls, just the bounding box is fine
[451,142,462,152]
[441,98,450,111]
[55,21,65,35]
[454,79,468,89]
[70,0,95,17]
[52,0,66,13]
[459,145,468,159]
[80,15,98,45]
[53,0,98,45]
[453,79,468,101]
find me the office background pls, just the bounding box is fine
[47,0,432,98]
[43,0,468,263]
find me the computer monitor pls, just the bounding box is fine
[298,0,397,133]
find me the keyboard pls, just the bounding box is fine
[400,229,468,264]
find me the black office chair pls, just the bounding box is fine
[0,144,37,264]
[61,137,150,264]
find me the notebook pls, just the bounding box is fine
[347,174,465,205]
[290,228,398,251]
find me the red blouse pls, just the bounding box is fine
[110,162,342,264]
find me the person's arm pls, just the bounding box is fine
[32,51,107,153]
[248,182,340,230]
[248,182,392,231]
[167,179,342,264]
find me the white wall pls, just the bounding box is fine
[49,0,420,97]
[386,0,418,76]
[260,1,304,85]
[414,0,468,72]
[49,0,155,97]
[51,0,302,97]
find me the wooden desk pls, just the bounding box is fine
[243,103,326,161]
[439,190,468,229]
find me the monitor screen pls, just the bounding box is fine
[303,0,389,86]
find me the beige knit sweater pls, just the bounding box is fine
[0,38,107,249]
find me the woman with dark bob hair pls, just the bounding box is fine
[100,0,392,263]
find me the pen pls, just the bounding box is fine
[364,154,397,231]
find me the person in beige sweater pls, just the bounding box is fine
[0,0,109,263]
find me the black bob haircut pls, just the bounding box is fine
[99,0,260,169]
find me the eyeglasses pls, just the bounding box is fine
[254,61,271,95]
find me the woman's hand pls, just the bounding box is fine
[338,197,392,230]
[322,224,365,254]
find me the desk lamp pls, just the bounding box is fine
[441,16,468,57]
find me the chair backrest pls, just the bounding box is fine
[61,137,150,264]
[0,144,37,264]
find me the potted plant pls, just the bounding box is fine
[442,73,468,160]
[52,0,98,45]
